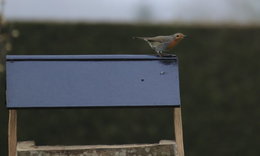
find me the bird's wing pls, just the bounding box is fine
[134,36,172,43]
[145,36,172,43]
[153,42,169,52]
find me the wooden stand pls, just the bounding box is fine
[8,109,17,156]
[6,55,185,156]
[8,108,185,156]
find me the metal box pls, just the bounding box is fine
[6,55,181,108]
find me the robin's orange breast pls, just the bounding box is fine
[167,39,180,50]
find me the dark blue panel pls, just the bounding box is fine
[6,55,181,108]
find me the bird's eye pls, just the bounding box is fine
[176,35,180,38]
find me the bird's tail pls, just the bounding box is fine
[132,36,146,40]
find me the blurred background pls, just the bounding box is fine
[0,0,260,156]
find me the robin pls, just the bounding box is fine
[133,33,186,57]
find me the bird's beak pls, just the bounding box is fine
[183,35,187,38]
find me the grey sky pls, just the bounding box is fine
[4,0,260,24]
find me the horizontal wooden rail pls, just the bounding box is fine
[17,140,177,156]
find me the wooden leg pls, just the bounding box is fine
[8,109,17,156]
[174,107,185,156]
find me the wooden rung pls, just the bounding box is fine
[17,140,177,156]
[174,107,185,156]
[8,109,17,156]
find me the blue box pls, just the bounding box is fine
[6,55,181,108]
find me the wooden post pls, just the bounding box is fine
[174,107,185,156]
[8,109,17,156]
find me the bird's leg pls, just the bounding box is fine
[159,52,164,57]
[155,51,163,57]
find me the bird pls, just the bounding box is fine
[133,33,186,57]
